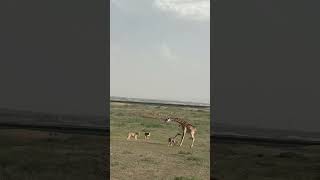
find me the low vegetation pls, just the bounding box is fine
[110,102,210,180]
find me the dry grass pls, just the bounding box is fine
[110,102,210,180]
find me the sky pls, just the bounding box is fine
[110,0,210,104]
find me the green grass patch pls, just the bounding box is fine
[140,122,163,128]
[111,102,210,180]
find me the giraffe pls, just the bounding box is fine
[164,117,197,148]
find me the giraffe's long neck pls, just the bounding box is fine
[171,117,192,128]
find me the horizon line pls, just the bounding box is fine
[110,96,210,105]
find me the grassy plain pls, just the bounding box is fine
[110,102,210,180]
[0,129,106,180]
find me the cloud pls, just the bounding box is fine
[153,0,210,21]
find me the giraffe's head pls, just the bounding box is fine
[164,117,172,123]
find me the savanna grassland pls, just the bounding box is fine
[110,102,210,180]
[0,129,106,180]
[213,141,320,180]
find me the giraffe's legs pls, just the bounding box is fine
[179,128,187,147]
[190,132,195,148]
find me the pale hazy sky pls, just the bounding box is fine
[110,0,210,103]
